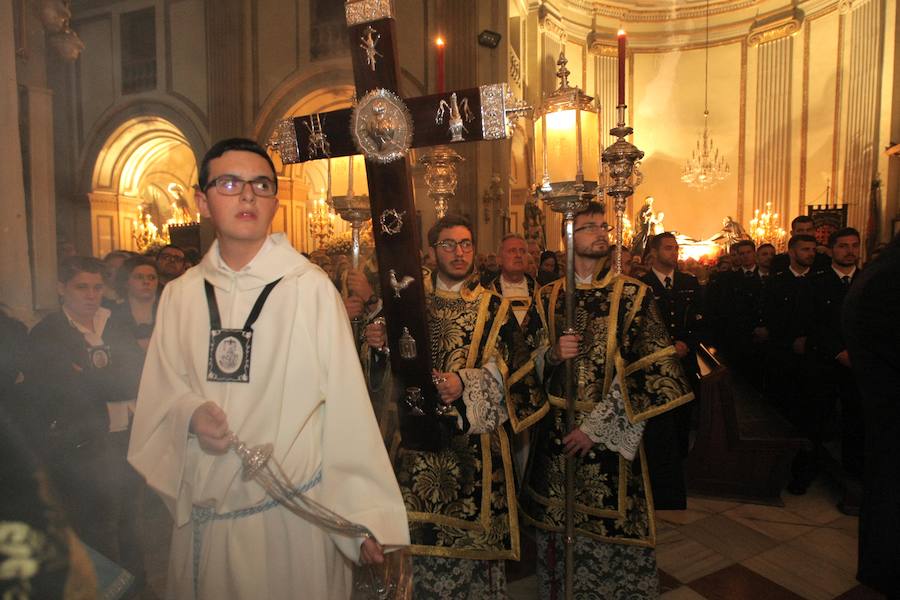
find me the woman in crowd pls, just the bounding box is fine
[24,256,116,559]
[104,255,160,587]
[537,249,560,285]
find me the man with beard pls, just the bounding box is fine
[520,203,693,598]
[639,232,703,509]
[809,228,863,511]
[364,215,543,599]
[771,216,832,275]
[155,244,188,288]
[762,234,819,494]
[756,243,776,279]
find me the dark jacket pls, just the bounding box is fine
[841,238,900,595]
[105,302,156,402]
[763,270,814,351]
[639,270,703,357]
[23,312,113,457]
[809,267,858,362]
[771,251,831,275]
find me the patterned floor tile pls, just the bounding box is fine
[689,563,805,600]
[678,514,778,562]
[656,525,735,584]
[661,586,708,599]
[723,503,817,542]
[742,541,859,599]
[687,496,744,514]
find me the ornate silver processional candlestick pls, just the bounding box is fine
[602,105,644,274]
[418,145,464,219]
[329,156,372,338]
[532,48,601,600]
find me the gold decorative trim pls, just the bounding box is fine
[602,277,624,397]
[590,44,618,58]
[537,5,566,41]
[748,10,803,47]
[519,511,656,548]
[831,11,845,195]
[344,0,393,26]
[522,483,624,520]
[737,40,748,219]
[569,0,757,24]
[799,19,810,211]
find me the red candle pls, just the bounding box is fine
[435,36,445,94]
[617,29,627,106]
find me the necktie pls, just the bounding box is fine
[664,276,672,290]
[841,275,851,287]
[745,270,753,278]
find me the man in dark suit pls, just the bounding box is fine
[707,240,768,389]
[639,232,703,509]
[762,234,818,493]
[842,234,900,596]
[809,228,863,510]
[771,215,831,275]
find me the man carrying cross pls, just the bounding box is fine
[364,214,545,598]
[128,138,409,599]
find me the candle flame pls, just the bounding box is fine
[435,36,445,47]
[617,29,626,37]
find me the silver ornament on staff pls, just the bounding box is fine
[329,155,372,337]
[418,145,464,219]
[532,48,602,600]
[602,105,644,274]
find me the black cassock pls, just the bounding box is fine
[841,237,900,596]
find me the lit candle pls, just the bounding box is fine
[617,29,627,106]
[435,36,445,94]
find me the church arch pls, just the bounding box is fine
[87,115,198,257]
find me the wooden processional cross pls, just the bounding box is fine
[268,0,526,450]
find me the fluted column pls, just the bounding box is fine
[0,1,35,319]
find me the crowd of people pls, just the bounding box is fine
[0,136,897,599]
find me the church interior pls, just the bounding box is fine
[3,0,899,598]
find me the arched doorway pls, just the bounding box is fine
[266,86,357,253]
[88,116,197,257]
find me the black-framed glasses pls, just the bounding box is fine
[433,239,474,253]
[574,222,609,234]
[158,253,185,263]
[204,174,277,197]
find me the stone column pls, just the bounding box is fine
[0,1,35,319]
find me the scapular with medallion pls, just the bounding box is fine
[205,278,282,383]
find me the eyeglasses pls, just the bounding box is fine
[433,239,474,253]
[204,174,277,197]
[158,253,185,263]
[574,222,609,234]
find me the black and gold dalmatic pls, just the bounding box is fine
[520,268,694,547]
[393,273,543,561]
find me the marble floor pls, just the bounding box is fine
[136,478,885,600]
[508,478,885,600]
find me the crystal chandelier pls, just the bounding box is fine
[749,201,787,251]
[307,193,335,248]
[681,0,730,189]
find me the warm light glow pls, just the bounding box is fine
[331,155,369,199]
[435,36,444,47]
[676,235,721,262]
[534,107,600,189]
[749,202,787,252]
[617,29,626,37]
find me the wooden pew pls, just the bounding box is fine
[684,345,809,506]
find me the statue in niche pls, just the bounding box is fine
[632,196,662,258]
[523,194,547,250]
